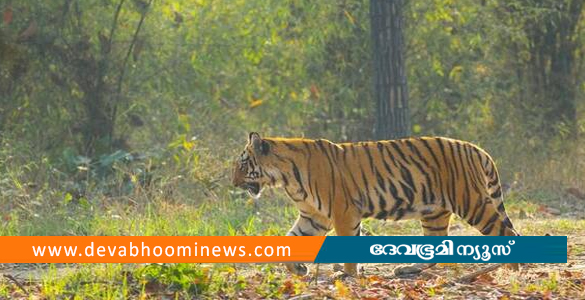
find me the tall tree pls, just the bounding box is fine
[497,0,584,137]
[370,0,410,140]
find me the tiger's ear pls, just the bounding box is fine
[249,132,269,155]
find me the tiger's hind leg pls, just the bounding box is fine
[464,196,520,270]
[421,210,452,236]
[394,210,452,276]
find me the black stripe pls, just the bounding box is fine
[405,140,429,166]
[291,162,308,200]
[388,181,405,217]
[456,144,471,219]
[443,143,458,213]
[497,202,505,213]
[306,146,314,200]
[367,191,375,215]
[360,165,373,215]
[406,140,435,204]
[375,170,386,193]
[282,141,301,152]
[379,145,395,177]
[390,141,409,164]
[301,215,329,232]
[281,173,289,187]
[376,194,388,219]
[480,212,500,235]
[421,139,441,169]
[469,197,486,226]
[502,216,514,229]
[364,145,376,172]
[394,208,406,221]
[400,181,415,204]
[375,211,389,220]
[490,188,502,198]
[267,174,276,185]
[351,198,362,209]
[423,210,450,221]
[498,222,506,236]
[315,182,322,211]
[345,162,362,208]
[435,138,451,209]
[378,194,387,211]
[448,141,460,180]
[341,178,352,213]
[298,227,310,236]
[399,166,417,193]
[316,141,336,219]
[463,145,484,195]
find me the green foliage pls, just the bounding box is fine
[136,263,211,295]
[0,0,583,237]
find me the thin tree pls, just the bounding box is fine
[370,0,410,140]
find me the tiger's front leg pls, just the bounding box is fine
[332,208,363,278]
[284,213,331,276]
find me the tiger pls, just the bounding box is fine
[232,132,519,277]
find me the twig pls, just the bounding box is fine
[108,0,127,51]
[457,263,503,283]
[313,264,320,285]
[2,274,29,296]
[441,263,504,288]
[111,0,154,135]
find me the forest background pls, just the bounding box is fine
[0,0,584,299]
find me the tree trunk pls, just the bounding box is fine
[511,0,583,137]
[370,0,410,140]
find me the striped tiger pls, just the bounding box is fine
[232,132,519,277]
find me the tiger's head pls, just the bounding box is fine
[232,132,272,198]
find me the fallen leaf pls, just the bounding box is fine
[334,280,350,298]
[438,263,457,267]
[249,99,263,109]
[279,279,295,296]
[475,273,496,285]
[367,275,384,283]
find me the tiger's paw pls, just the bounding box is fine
[284,263,308,276]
